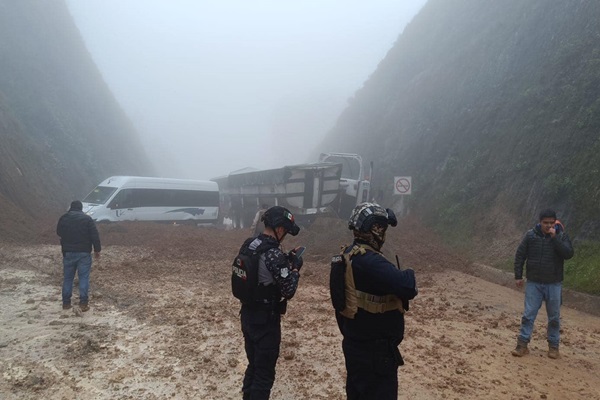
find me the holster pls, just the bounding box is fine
[277,299,288,315]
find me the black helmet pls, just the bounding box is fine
[262,206,300,236]
[348,202,398,232]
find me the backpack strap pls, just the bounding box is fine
[251,238,281,302]
[339,247,358,319]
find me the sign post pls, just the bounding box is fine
[393,176,411,217]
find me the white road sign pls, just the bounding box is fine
[393,176,412,195]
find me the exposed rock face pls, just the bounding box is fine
[0,0,154,240]
[320,0,600,239]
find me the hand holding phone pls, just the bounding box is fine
[554,223,563,235]
[289,246,306,270]
[294,246,306,259]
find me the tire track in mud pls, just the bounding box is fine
[1,222,599,399]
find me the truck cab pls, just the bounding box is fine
[319,153,371,218]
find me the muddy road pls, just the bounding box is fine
[1,218,599,399]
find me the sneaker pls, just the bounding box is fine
[79,304,90,312]
[548,346,560,359]
[62,304,72,310]
[511,341,529,357]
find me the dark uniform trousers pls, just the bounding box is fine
[241,305,281,400]
[342,337,403,400]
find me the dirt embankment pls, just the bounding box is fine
[1,218,599,399]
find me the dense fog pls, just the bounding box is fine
[65,0,426,180]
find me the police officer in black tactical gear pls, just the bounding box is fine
[236,206,303,400]
[332,202,418,400]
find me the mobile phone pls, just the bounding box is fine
[294,246,306,258]
[554,223,563,234]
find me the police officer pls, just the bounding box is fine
[237,206,303,400]
[333,202,417,400]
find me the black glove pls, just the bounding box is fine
[401,268,418,299]
[288,250,304,271]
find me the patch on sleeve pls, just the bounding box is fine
[280,267,290,278]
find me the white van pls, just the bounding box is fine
[81,176,219,224]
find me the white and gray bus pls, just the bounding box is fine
[81,176,219,224]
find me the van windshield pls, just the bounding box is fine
[83,186,118,205]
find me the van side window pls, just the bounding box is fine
[136,189,167,207]
[108,189,136,209]
[108,188,219,209]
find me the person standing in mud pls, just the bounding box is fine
[230,197,243,229]
[330,203,418,400]
[512,208,574,359]
[233,206,303,400]
[56,200,101,312]
[249,204,269,237]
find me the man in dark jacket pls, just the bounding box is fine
[235,206,303,400]
[512,209,574,359]
[56,200,101,311]
[333,202,418,400]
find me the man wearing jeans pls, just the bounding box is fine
[56,200,101,312]
[512,209,574,359]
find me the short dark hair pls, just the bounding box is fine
[539,208,556,221]
[70,200,83,211]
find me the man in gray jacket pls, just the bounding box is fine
[56,200,101,311]
[512,209,574,359]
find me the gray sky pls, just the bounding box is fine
[66,0,427,180]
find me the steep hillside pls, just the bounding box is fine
[320,0,600,255]
[0,0,153,240]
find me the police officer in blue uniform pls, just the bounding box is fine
[333,202,418,400]
[237,206,302,400]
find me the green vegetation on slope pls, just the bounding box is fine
[319,0,600,293]
[487,243,599,296]
[564,242,600,295]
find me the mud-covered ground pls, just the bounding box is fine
[1,217,599,399]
